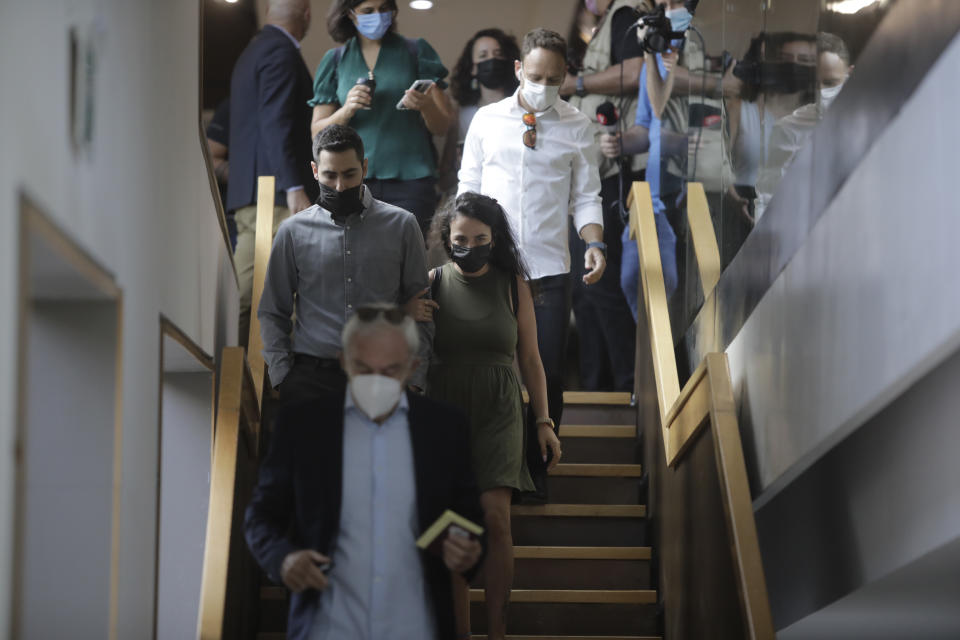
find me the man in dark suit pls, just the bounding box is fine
[245,304,484,640]
[228,0,319,346]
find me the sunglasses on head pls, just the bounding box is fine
[522,112,537,149]
[355,305,406,324]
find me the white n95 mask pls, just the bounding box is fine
[350,374,403,420]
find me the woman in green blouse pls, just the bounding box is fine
[310,0,453,234]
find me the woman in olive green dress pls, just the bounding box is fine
[409,192,561,640]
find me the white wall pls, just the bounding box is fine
[0,1,235,636]
[156,371,213,640]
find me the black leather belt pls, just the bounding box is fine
[293,353,341,370]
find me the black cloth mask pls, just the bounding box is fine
[475,58,513,90]
[318,182,364,223]
[758,62,816,95]
[450,243,492,273]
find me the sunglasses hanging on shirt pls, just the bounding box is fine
[522,112,537,150]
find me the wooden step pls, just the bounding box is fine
[470,601,658,636]
[256,636,658,640]
[560,424,636,438]
[476,546,652,590]
[561,404,637,427]
[523,391,633,405]
[512,504,645,517]
[513,546,651,560]
[511,504,647,547]
[473,636,660,640]
[470,589,656,604]
[558,425,640,465]
[550,463,643,477]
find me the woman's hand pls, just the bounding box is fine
[343,83,373,117]
[537,423,562,471]
[404,287,439,322]
[400,82,434,111]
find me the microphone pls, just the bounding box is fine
[596,101,620,134]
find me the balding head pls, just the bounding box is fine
[266,0,311,40]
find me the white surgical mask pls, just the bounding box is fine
[519,67,560,112]
[819,82,844,111]
[349,374,403,421]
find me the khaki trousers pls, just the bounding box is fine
[234,203,290,347]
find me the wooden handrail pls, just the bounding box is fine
[629,182,774,639]
[197,346,260,639]
[686,182,722,298]
[248,175,276,411]
[627,182,680,423]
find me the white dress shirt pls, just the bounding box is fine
[310,393,438,640]
[457,91,603,280]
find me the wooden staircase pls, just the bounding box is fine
[255,391,659,639]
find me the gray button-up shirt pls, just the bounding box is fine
[257,187,433,387]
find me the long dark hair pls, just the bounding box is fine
[326,0,399,43]
[430,192,531,282]
[450,29,521,107]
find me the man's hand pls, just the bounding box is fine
[537,423,562,470]
[721,58,743,98]
[281,549,331,593]
[559,72,578,97]
[404,287,439,322]
[287,189,312,215]
[662,49,680,73]
[600,132,622,159]
[400,83,434,111]
[442,532,482,573]
[582,247,607,285]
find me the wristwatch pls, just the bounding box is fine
[586,241,608,258]
[575,73,587,97]
[535,417,555,429]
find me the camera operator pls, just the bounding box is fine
[601,0,692,319]
[562,0,652,393]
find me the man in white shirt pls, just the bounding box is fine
[458,28,605,500]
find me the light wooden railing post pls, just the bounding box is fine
[686,182,722,298]
[248,176,275,409]
[197,347,245,639]
[628,182,680,422]
[706,353,775,638]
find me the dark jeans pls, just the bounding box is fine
[279,355,347,407]
[570,172,638,392]
[524,273,572,490]
[365,176,438,239]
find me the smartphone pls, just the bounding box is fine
[396,79,434,110]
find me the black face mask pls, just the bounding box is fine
[450,243,492,273]
[318,182,364,223]
[758,62,816,95]
[475,58,513,90]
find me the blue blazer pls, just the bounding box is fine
[227,25,319,211]
[244,391,486,640]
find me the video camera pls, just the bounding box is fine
[638,0,699,54]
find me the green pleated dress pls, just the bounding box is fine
[428,263,535,493]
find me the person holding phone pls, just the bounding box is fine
[310,0,453,234]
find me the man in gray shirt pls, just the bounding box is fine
[258,124,433,404]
